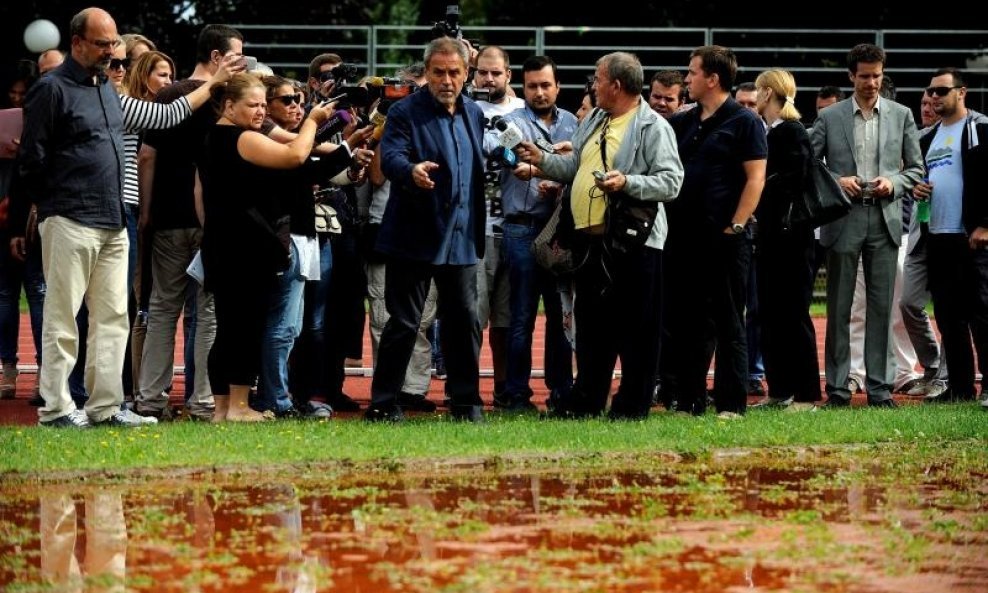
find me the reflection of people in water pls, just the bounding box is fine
[40,490,128,593]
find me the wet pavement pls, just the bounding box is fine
[2,446,985,592]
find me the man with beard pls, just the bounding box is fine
[468,45,524,405]
[912,67,988,407]
[486,55,578,412]
[18,7,156,428]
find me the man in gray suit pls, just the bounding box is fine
[810,43,924,408]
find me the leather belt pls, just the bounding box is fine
[503,212,544,226]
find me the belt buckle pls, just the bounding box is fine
[860,196,877,206]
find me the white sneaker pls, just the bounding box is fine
[980,393,988,409]
[716,411,743,420]
[94,408,158,427]
[784,402,818,413]
[924,380,949,399]
[39,409,91,429]
[904,378,930,396]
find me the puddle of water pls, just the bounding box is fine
[1,447,986,592]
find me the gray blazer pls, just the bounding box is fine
[809,97,924,248]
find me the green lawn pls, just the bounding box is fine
[1,404,983,479]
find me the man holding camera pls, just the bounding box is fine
[470,45,524,405]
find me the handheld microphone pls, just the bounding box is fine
[314,109,352,144]
[494,118,524,149]
[492,117,524,167]
[369,100,391,128]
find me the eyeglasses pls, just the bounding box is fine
[925,86,962,97]
[273,93,302,106]
[85,38,121,50]
[108,58,130,71]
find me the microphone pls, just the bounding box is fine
[492,117,524,167]
[494,118,524,149]
[314,109,352,144]
[369,100,391,128]
[367,100,392,145]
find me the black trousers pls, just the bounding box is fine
[570,235,663,417]
[665,232,749,414]
[371,257,481,408]
[926,233,988,397]
[757,228,821,402]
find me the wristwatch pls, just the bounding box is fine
[731,223,745,234]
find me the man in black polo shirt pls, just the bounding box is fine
[18,7,156,428]
[664,45,768,418]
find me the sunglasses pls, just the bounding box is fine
[925,86,962,97]
[273,93,302,106]
[108,58,130,70]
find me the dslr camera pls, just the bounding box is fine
[431,3,463,40]
[466,86,491,102]
[319,62,359,84]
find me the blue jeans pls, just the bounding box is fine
[289,236,333,403]
[502,222,573,400]
[259,241,305,412]
[0,232,45,364]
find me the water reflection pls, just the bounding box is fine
[1,450,984,592]
[40,490,127,592]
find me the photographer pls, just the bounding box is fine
[292,52,373,413]
[471,45,524,405]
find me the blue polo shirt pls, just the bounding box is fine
[669,97,767,231]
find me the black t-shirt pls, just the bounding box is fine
[143,79,215,230]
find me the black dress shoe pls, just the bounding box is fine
[501,398,538,413]
[397,391,437,412]
[821,395,851,408]
[869,398,898,408]
[329,393,362,412]
[608,407,649,421]
[363,405,403,422]
[450,405,485,423]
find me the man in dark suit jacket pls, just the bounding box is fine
[810,43,924,407]
[368,36,488,422]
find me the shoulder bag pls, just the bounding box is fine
[532,198,579,276]
[598,117,657,253]
[785,157,852,229]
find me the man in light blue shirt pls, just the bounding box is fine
[486,55,578,411]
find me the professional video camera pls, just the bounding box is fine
[365,77,418,103]
[431,2,463,40]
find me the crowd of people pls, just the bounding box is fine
[1,6,986,429]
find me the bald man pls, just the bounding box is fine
[18,7,156,428]
[37,49,65,75]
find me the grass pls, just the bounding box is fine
[1,403,984,479]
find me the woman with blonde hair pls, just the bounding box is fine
[122,33,156,61]
[199,73,333,422]
[123,50,176,101]
[751,68,822,410]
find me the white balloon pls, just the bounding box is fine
[24,19,60,54]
